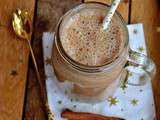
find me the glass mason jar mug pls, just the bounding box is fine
[52,3,156,102]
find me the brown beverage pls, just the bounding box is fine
[60,9,124,66]
[52,3,128,100]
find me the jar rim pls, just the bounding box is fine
[53,2,129,73]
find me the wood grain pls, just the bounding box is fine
[24,0,129,119]
[24,0,82,119]
[61,109,124,120]
[0,0,35,120]
[130,0,160,119]
[84,0,129,22]
[24,0,160,119]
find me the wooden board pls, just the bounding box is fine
[0,0,35,120]
[24,0,160,119]
[130,0,160,119]
[24,0,129,119]
[24,0,82,119]
[85,0,129,22]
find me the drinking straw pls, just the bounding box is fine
[102,0,121,31]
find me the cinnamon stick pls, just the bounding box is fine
[61,109,125,120]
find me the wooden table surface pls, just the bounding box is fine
[0,0,159,120]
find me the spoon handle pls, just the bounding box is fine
[27,39,54,119]
[27,39,46,97]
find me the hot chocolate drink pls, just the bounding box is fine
[52,3,128,99]
[60,8,124,66]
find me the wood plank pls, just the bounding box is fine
[84,0,129,22]
[24,0,82,119]
[24,0,128,119]
[24,0,160,119]
[130,0,160,119]
[0,0,35,120]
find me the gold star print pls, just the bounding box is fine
[125,61,132,66]
[133,29,138,34]
[48,113,54,120]
[131,99,138,106]
[45,57,52,65]
[121,108,124,111]
[138,47,144,52]
[120,73,129,91]
[139,89,143,92]
[46,103,54,120]
[73,105,77,108]
[129,50,139,62]
[128,72,133,77]
[107,96,119,106]
[57,100,62,104]
[120,83,127,91]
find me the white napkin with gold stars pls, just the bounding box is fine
[42,24,156,120]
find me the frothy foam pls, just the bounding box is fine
[60,8,125,66]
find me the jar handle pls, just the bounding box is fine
[122,49,156,86]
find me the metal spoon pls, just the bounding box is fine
[12,9,54,120]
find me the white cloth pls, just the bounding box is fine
[42,24,155,120]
